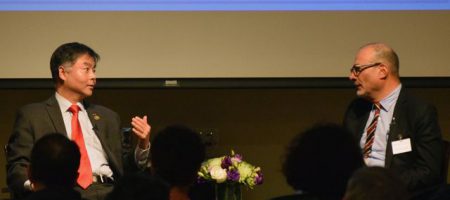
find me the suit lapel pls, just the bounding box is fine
[84,101,122,174]
[45,96,67,136]
[385,88,408,168]
[84,101,110,151]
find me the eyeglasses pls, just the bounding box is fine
[350,62,381,76]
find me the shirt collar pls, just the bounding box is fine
[377,84,402,112]
[55,92,85,112]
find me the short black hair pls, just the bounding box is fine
[151,125,206,187]
[50,42,100,83]
[345,166,409,200]
[282,123,364,199]
[106,173,170,200]
[30,133,80,188]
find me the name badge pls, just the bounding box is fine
[392,138,412,155]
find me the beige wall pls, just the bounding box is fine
[0,11,450,78]
[1,88,449,199]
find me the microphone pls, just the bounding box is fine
[92,124,99,132]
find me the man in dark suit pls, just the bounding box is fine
[6,42,151,200]
[343,42,443,199]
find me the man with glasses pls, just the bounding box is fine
[343,43,443,200]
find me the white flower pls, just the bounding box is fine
[207,157,223,168]
[209,165,227,183]
[197,150,263,189]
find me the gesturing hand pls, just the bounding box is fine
[131,115,151,149]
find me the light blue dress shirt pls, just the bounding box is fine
[361,84,402,167]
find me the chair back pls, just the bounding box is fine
[442,140,450,182]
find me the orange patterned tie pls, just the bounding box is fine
[69,104,93,189]
[363,103,381,158]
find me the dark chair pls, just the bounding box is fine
[442,140,450,182]
[121,127,133,152]
[418,140,450,200]
[2,145,11,200]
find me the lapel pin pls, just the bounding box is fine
[93,113,101,121]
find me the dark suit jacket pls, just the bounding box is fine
[6,96,132,199]
[343,88,443,194]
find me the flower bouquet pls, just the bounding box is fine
[198,150,263,200]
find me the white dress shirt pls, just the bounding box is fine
[55,92,150,174]
[55,92,114,177]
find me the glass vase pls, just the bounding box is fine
[215,183,242,200]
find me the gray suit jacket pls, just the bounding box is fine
[6,96,129,198]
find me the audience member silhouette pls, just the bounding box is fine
[271,123,364,200]
[343,166,409,200]
[27,133,82,200]
[105,172,169,200]
[150,125,206,200]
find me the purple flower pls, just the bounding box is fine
[221,156,232,169]
[227,169,240,182]
[233,154,243,162]
[255,171,264,185]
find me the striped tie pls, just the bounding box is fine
[363,103,381,158]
